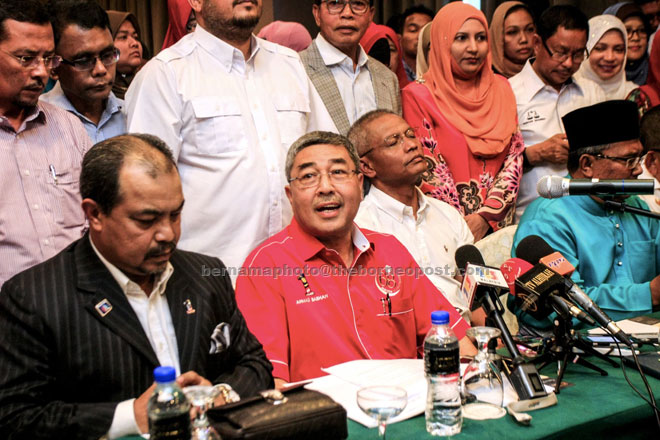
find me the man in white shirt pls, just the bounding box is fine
[639,106,660,212]
[509,5,605,221]
[125,0,334,281]
[349,110,476,319]
[40,0,126,143]
[0,134,272,439]
[300,0,401,135]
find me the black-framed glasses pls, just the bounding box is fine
[1,50,62,69]
[626,26,648,38]
[591,153,643,169]
[322,0,370,15]
[541,38,588,63]
[60,47,120,71]
[360,127,418,157]
[288,169,360,188]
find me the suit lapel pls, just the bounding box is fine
[368,58,392,110]
[76,237,159,368]
[305,42,351,135]
[165,261,201,374]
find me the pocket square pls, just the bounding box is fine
[209,322,231,354]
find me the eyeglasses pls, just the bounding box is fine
[626,27,648,38]
[1,50,62,69]
[592,153,643,169]
[288,169,360,188]
[541,39,588,63]
[60,48,120,71]
[360,127,418,157]
[322,0,371,15]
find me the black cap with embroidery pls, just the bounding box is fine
[562,100,640,151]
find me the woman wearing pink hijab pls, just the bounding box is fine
[257,21,312,52]
[360,22,410,88]
[402,2,523,240]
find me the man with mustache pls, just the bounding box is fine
[235,131,475,387]
[509,5,605,221]
[41,0,126,143]
[0,0,91,288]
[0,133,273,439]
[300,0,401,135]
[126,0,334,284]
[349,110,478,322]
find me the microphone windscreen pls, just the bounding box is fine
[516,235,555,264]
[537,175,564,198]
[500,258,533,296]
[455,244,485,269]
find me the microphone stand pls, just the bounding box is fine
[603,200,660,220]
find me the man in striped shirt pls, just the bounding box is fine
[0,0,92,287]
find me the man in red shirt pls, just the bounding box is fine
[236,131,475,386]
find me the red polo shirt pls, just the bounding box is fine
[235,218,469,382]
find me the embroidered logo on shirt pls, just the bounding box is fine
[521,110,545,125]
[94,299,113,317]
[209,323,231,354]
[374,265,401,297]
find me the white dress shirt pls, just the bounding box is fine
[314,33,377,125]
[89,237,179,439]
[354,186,474,315]
[509,59,606,221]
[126,25,334,281]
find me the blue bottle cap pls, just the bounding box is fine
[431,310,450,325]
[153,366,176,383]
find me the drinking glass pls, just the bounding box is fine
[461,327,505,419]
[183,385,222,440]
[356,385,407,439]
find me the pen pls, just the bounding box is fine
[49,164,58,185]
[387,293,391,317]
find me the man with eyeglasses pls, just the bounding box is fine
[509,5,605,222]
[300,0,401,135]
[0,0,91,288]
[349,110,477,321]
[235,130,474,385]
[41,0,126,143]
[512,100,660,334]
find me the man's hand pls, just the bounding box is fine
[525,134,569,165]
[134,382,156,434]
[176,371,212,388]
[274,378,288,390]
[650,275,660,306]
[465,213,489,242]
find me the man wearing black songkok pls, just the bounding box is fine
[511,100,660,334]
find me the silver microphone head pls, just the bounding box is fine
[537,175,565,198]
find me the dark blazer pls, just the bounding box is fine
[300,39,402,135]
[0,236,273,439]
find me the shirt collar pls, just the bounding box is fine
[366,186,426,223]
[89,235,174,297]
[315,33,368,68]
[0,104,44,132]
[515,58,582,104]
[288,217,372,262]
[42,82,123,121]
[193,24,259,74]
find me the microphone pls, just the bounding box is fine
[500,258,533,296]
[551,295,596,326]
[537,176,654,199]
[456,246,547,400]
[516,235,633,346]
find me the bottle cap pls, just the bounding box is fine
[431,310,450,325]
[153,366,176,383]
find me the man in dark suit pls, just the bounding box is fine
[0,134,273,439]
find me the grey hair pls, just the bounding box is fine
[347,109,398,157]
[567,143,610,173]
[285,131,360,179]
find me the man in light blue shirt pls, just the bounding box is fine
[512,100,660,333]
[40,0,126,143]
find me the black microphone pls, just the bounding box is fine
[554,296,596,326]
[455,245,547,400]
[516,235,634,347]
[537,176,654,199]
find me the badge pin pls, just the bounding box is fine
[95,299,113,317]
[183,299,196,314]
[298,273,314,296]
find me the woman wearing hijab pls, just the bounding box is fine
[415,21,432,78]
[630,30,660,115]
[257,21,312,52]
[161,0,195,50]
[361,23,410,89]
[489,1,536,78]
[402,2,523,241]
[107,11,143,99]
[575,15,638,101]
[605,2,651,85]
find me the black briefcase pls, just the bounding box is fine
[208,388,348,439]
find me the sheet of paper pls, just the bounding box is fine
[587,319,660,336]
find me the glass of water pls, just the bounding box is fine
[356,386,408,439]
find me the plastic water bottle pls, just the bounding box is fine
[148,366,191,440]
[424,310,462,436]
